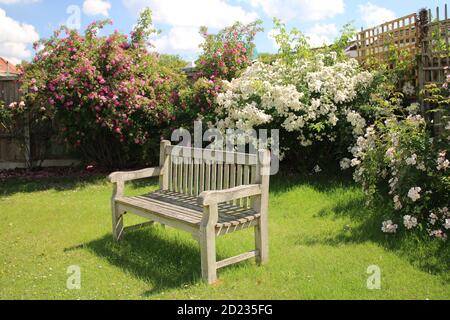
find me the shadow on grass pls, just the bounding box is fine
[85,226,234,296]
[0,175,159,197]
[300,194,450,283]
[0,167,345,198]
[0,176,105,197]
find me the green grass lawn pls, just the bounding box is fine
[0,173,449,300]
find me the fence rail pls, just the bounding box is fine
[356,13,418,64]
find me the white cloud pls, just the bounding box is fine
[123,0,258,28]
[152,27,204,53]
[359,2,396,28]
[306,23,338,48]
[82,0,111,17]
[267,29,279,49]
[250,0,344,22]
[0,8,39,64]
[124,0,258,54]
[268,23,338,49]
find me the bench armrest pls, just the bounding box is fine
[198,184,262,206]
[108,167,161,183]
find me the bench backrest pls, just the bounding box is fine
[159,141,270,206]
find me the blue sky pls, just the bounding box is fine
[0,0,448,64]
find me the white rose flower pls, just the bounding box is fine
[405,154,417,166]
[393,195,402,210]
[382,220,398,234]
[340,158,351,170]
[444,219,450,230]
[429,212,438,225]
[437,151,449,171]
[403,215,418,229]
[407,187,422,202]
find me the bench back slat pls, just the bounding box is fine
[162,143,267,208]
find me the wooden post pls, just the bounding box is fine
[111,181,125,241]
[254,150,270,265]
[200,204,218,284]
[418,8,429,115]
[23,111,31,169]
[159,140,171,190]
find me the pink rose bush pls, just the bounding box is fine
[18,9,186,168]
[196,21,263,81]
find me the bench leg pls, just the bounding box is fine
[255,219,269,265]
[200,228,217,284]
[112,204,125,242]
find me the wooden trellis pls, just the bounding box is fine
[356,13,418,64]
[418,5,450,135]
[419,5,450,86]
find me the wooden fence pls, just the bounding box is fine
[0,77,20,105]
[356,5,450,99]
[0,77,24,165]
[0,77,77,169]
[418,6,450,134]
[419,6,450,86]
[356,13,418,64]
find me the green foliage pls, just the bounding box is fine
[158,54,188,70]
[363,43,416,96]
[177,77,223,126]
[257,52,278,64]
[271,18,311,64]
[420,70,450,133]
[131,8,159,46]
[430,20,450,55]
[327,22,357,59]
[422,83,450,108]
[0,100,34,143]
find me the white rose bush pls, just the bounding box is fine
[211,24,449,239]
[346,103,449,240]
[215,52,377,170]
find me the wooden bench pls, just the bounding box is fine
[108,141,271,284]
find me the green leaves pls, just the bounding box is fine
[132,7,158,46]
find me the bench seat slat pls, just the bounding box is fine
[116,190,260,229]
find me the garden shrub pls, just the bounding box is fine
[214,48,383,171]
[196,21,263,81]
[210,20,406,172]
[175,20,263,130]
[17,9,186,168]
[340,54,449,240]
[177,77,223,126]
[157,54,188,71]
[346,100,449,239]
